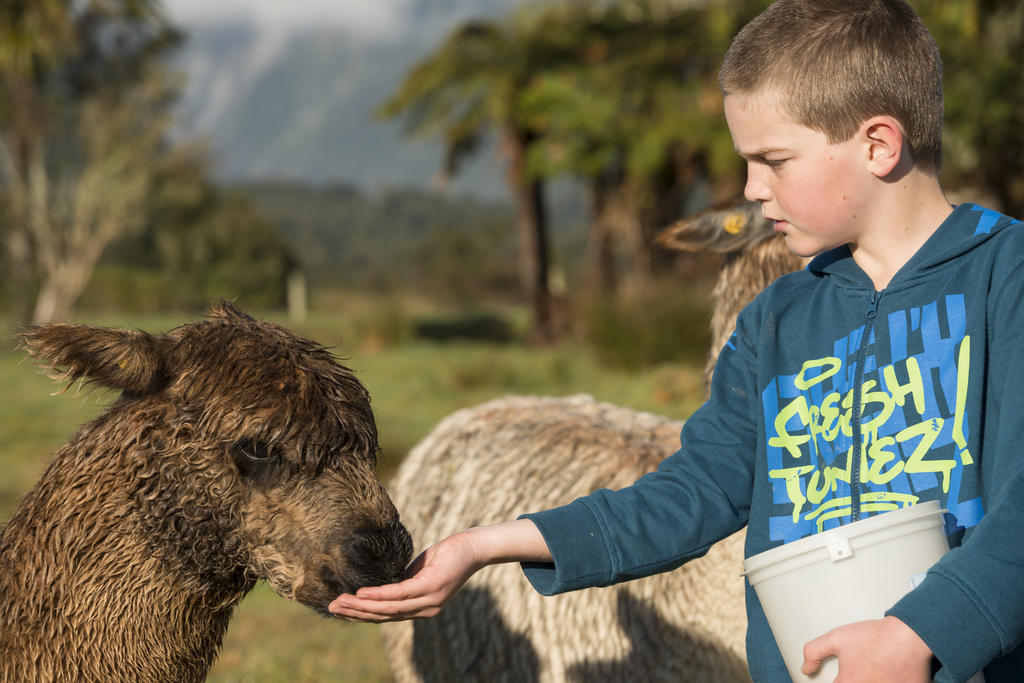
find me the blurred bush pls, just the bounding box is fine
[413,312,515,343]
[350,300,415,350]
[77,151,295,313]
[583,281,712,371]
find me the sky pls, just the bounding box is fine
[160,0,416,41]
[158,0,422,141]
[156,0,518,193]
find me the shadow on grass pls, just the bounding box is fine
[408,587,749,683]
[411,587,539,682]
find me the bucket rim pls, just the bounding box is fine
[742,500,945,576]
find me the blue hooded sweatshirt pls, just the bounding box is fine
[521,203,1024,682]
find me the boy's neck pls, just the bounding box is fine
[848,170,952,291]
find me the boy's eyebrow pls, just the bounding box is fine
[735,146,790,159]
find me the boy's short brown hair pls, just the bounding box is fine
[718,0,943,173]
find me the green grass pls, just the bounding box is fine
[351,339,703,477]
[207,584,393,683]
[0,309,706,682]
[0,352,108,515]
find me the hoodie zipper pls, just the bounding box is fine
[849,290,881,522]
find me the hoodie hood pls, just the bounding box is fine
[808,202,1023,290]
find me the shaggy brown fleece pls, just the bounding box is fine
[0,301,412,682]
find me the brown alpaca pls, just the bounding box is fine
[382,203,804,682]
[0,301,412,682]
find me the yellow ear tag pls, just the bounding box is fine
[723,212,746,235]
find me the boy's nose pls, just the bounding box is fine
[744,165,772,203]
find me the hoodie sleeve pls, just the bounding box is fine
[887,261,1024,681]
[520,301,761,595]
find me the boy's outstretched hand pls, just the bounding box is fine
[328,518,551,623]
[801,616,934,682]
[329,531,479,621]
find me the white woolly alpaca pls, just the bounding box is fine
[382,203,799,682]
[383,395,748,682]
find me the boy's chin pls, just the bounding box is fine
[780,233,825,259]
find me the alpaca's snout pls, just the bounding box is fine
[306,519,414,612]
[344,518,415,586]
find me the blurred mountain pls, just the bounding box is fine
[168,0,528,199]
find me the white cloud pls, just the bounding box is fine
[161,0,415,40]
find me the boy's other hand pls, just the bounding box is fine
[801,616,933,682]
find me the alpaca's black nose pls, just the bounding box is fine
[341,518,415,588]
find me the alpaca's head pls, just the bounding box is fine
[20,301,413,614]
[658,200,776,255]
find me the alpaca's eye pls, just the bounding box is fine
[235,439,271,461]
[231,439,272,478]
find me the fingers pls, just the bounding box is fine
[329,592,442,623]
[326,579,423,615]
[326,549,432,611]
[801,630,836,676]
[328,532,481,622]
[327,563,450,621]
[353,575,428,601]
[799,619,933,683]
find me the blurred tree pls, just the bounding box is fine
[87,143,295,311]
[409,221,520,306]
[140,146,295,309]
[0,1,67,323]
[385,0,1024,311]
[231,181,519,296]
[380,0,771,319]
[0,0,179,323]
[521,0,765,296]
[918,0,1024,216]
[378,15,565,342]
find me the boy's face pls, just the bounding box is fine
[724,90,873,258]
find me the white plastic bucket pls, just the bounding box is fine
[743,501,949,682]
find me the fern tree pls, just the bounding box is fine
[919,0,1024,216]
[520,0,766,297]
[379,15,570,342]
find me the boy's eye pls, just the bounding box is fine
[764,158,787,168]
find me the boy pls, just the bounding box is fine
[331,1,1024,680]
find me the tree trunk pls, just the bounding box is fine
[31,259,94,323]
[2,226,35,325]
[22,95,154,323]
[0,100,44,325]
[29,188,144,324]
[593,182,648,297]
[504,128,553,343]
[582,180,618,299]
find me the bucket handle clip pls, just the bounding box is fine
[828,538,854,562]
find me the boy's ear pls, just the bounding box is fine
[20,324,171,395]
[862,116,907,179]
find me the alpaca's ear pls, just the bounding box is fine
[208,299,255,323]
[20,324,171,394]
[657,201,773,254]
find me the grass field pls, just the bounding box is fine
[0,308,707,681]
